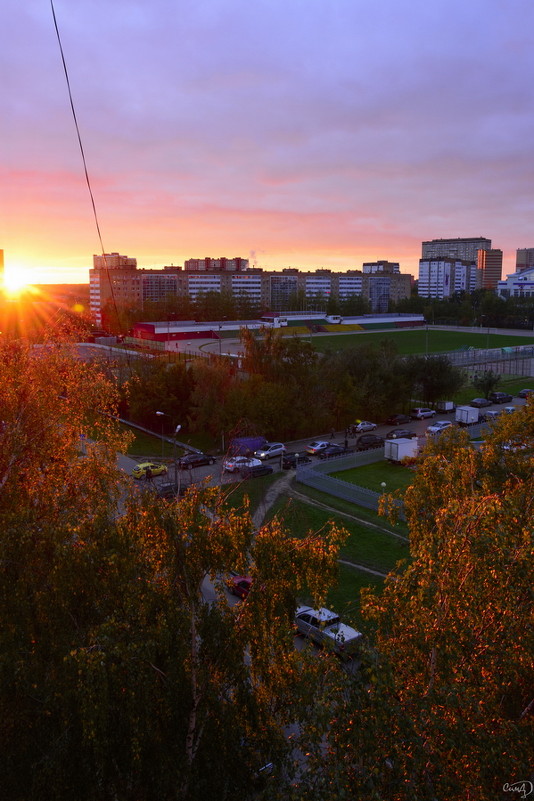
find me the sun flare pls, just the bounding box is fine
[2,265,35,298]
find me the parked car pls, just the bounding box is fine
[282,453,312,469]
[355,433,385,451]
[385,428,418,440]
[350,420,377,433]
[470,398,492,408]
[226,575,252,599]
[241,464,274,479]
[518,388,534,399]
[132,462,168,479]
[294,605,362,657]
[156,481,178,499]
[318,444,352,459]
[254,442,286,460]
[502,438,529,452]
[410,407,436,419]
[504,406,517,414]
[223,455,262,473]
[427,420,455,435]
[488,391,514,404]
[306,440,330,454]
[178,452,216,469]
[384,413,412,426]
[480,409,503,423]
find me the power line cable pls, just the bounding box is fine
[50,0,123,333]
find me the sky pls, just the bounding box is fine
[2,0,534,286]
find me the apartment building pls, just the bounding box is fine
[89,254,412,322]
[516,248,534,272]
[360,261,411,311]
[422,237,491,261]
[89,253,141,324]
[477,248,503,290]
[418,258,481,299]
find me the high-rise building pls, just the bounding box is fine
[516,248,534,272]
[360,261,410,311]
[477,248,502,290]
[90,253,140,324]
[422,237,491,261]
[418,258,481,299]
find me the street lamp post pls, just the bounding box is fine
[155,411,166,460]
[173,424,182,493]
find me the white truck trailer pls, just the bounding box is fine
[384,438,418,463]
[455,405,479,426]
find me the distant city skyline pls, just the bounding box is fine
[3,1,534,285]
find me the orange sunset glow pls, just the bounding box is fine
[3,2,534,283]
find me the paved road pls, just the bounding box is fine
[119,391,529,493]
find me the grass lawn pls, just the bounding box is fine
[332,461,415,493]
[311,328,534,356]
[292,483,409,538]
[325,563,384,633]
[270,480,411,625]
[219,472,282,516]
[453,375,534,405]
[121,422,217,458]
[266,494,409,575]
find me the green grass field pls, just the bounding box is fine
[332,461,415,493]
[219,472,282,515]
[326,563,384,632]
[121,423,216,458]
[310,328,534,355]
[291,483,409,538]
[264,484,410,631]
[266,494,409,573]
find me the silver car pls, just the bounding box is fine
[222,455,262,473]
[351,420,377,433]
[254,442,286,460]
[294,605,362,657]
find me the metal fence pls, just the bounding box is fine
[437,344,534,376]
[296,447,406,520]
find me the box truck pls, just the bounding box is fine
[436,400,455,413]
[384,438,418,463]
[455,406,479,426]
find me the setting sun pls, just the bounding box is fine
[2,264,36,298]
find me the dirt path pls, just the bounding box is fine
[251,471,295,528]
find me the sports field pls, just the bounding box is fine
[310,328,534,355]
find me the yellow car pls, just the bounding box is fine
[132,462,168,480]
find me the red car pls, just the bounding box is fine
[226,575,253,600]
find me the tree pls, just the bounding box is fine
[0,338,349,800]
[473,369,502,399]
[322,341,412,422]
[312,412,534,801]
[125,359,194,431]
[339,293,371,316]
[405,354,465,405]
[188,356,238,438]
